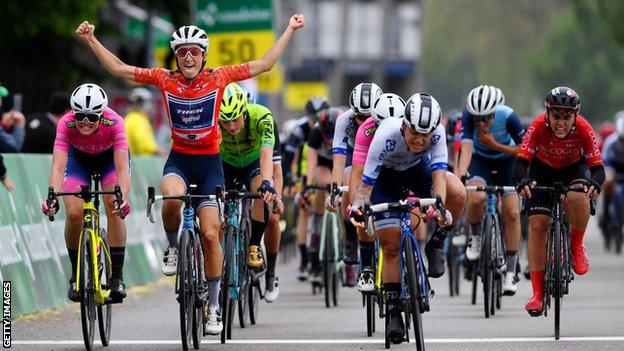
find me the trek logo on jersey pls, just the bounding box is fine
[166,90,217,130]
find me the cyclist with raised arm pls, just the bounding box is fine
[75,14,305,334]
[282,97,330,279]
[514,86,604,316]
[41,83,130,303]
[218,83,279,296]
[350,94,467,342]
[348,92,406,292]
[455,85,524,295]
[326,83,382,267]
[599,112,624,252]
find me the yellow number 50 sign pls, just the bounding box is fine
[206,30,275,67]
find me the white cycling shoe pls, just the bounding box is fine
[265,276,279,303]
[502,272,517,296]
[205,307,223,335]
[161,247,178,276]
[466,235,481,261]
[357,268,375,293]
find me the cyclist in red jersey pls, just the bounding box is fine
[513,86,604,316]
[75,14,305,334]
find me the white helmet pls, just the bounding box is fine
[466,85,503,116]
[495,86,505,106]
[371,93,406,123]
[128,87,153,103]
[170,25,209,51]
[70,83,108,115]
[349,82,383,116]
[615,111,624,138]
[282,119,299,140]
[404,93,442,134]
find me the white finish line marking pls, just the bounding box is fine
[12,336,624,345]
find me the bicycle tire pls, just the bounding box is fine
[220,228,234,344]
[404,238,425,351]
[248,277,260,325]
[384,299,390,349]
[447,237,456,297]
[97,228,112,346]
[323,214,333,308]
[554,219,562,340]
[238,218,250,328]
[471,262,478,305]
[226,298,235,340]
[79,230,96,351]
[482,215,493,318]
[178,231,193,351]
[191,235,202,349]
[366,294,375,337]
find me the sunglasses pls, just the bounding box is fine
[75,112,100,123]
[477,114,494,122]
[175,47,205,59]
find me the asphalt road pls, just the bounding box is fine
[11,218,624,351]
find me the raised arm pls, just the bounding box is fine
[76,21,137,82]
[248,14,305,77]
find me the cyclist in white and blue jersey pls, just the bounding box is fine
[350,93,466,343]
[600,113,624,238]
[454,85,524,295]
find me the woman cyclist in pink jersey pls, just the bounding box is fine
[75,14,305,334]
[41,83,131,304]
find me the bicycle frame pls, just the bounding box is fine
[398,212,430,303]
[222,195,248,300]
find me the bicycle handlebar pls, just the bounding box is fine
[46,185,123,221]
[466,185,517,193]
[358,196,447,230]
[519,180,596,216]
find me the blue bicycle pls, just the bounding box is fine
[466,185,515,318]
[364,197,447,351]
[147,185,218,351]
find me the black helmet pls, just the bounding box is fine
[318,107,341,138]
[305,96,330,119]
[544,86,580,111]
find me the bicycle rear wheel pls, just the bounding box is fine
[178,231,194,351]
[366,294,375,337]
[470,262,477,305]
[97,229,112,346]
[79,231,96,351]
[404,238,425,351]
[323,217,333,308]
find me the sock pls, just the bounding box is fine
[250,219,267,246]
[383,282,401,305]
[266,251,278,277]
[68,249,78,278]
[165,229,178,248]
[359,241,374,268]
[110,247,125,280]
[207,276,221,309]
[344,219,357,244]
[470,222,480,236]
[505,251,518,275]
[529,270,545,298]
[570,227,586,249]
[298,244,308,268]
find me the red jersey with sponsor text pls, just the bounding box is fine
[135,64,251,155]
[517,113,602,168]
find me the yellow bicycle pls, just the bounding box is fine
[46,174,123,350]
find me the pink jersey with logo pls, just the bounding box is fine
[353,117,379,166]
[54,107,128,154]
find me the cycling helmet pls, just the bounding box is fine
[404,93,442,134]
[70,83,108,115]
[282,119,299,140]
[318,107,342,138]
[246,91,256,104]
[128,87,153,103]
[349,82,383,116]
[371,93,406,123]
[600,122,616,140]
[170,25,209,51]
[494,86,505,106]
[614,112,624,138]
[466,85,502,116]
[219,83,247,121]
[304,96,330,119]
[544,86,580,111]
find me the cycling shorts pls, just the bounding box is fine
[526,159,590,217]
[62,147,128,192]
[371,159,433,230]
[222,159,261,191]
[468,154,516,196]
[163,151,224,209]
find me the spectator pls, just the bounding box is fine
[124,87,166,156]
[22,91,70,153]
[0,84,25,152]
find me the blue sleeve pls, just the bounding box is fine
[0,127,25,152]
[460,109,474,142]
[506,112,525,145]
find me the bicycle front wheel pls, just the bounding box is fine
[554,220,562,340]
[97,229,112,346]
[404,238,425,351]
[482,215,494,318]
[79,230,96,350]
[220,228,234,344]
[177,230,194,351]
